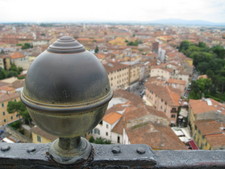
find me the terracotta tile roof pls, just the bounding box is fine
[0,79,24,89]
[145,83,181,106]
[108,89,186,150]
[96,53,106,59]
[103,112,122,125]
[126,122,187,150]
[0,82,9,87]
[195,120,225,149]
[114,90,144,106]
[0,86,15,92]
[103,61,128,73]
[0,92,19,102]
[112,118,124,134]
[1,77,18,84]
[10,79,25,89]
[167,78,186,85]
[198,75,208,79]
[31,126,57,141]
[145,106,169,120]
[151,66,174,73]
[0,54,10,59]
[189,99,225,115]
[166,86,180,106]
[112,105,170,136]
[10,52,25,59]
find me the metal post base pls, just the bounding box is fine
[49,137,92,164]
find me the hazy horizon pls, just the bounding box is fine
[0,0,225,23]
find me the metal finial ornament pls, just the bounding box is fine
[21,36,113,164]
[47,36,85,53]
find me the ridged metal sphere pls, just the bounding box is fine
[21,36,112,138]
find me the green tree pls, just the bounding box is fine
[0,64,23,79]
[211,45,225,59]
[179,40,191,52]
[179,40,225,101]
[0,68,6,79]
[21,43,33,50]
[89,136,111,144]
[126,40,142,46]
[7,101,32,125]
[95,46,99,53]
[198,42,207,48]
[9,120,22,130]
[189,78,212,99]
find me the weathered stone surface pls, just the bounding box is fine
[0,143,225,169]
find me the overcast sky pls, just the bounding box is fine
[0,0,225,23]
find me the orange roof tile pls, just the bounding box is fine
[103,61,128,73]
[0,92,19,102]
[145,83,181,106]
[195,120,225,149]
[0,86,15,91]
[198,75,208,79]
[103,112,122,125]
[167,78,186,85]
[127,122,186,150]
[96,53,106,59]
[189,99,225,115]
[10,52,25,59]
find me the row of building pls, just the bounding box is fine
[103,60,149,90]
[0,77,24,126]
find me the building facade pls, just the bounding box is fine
[0,91,20,126]
[189,99,225,150]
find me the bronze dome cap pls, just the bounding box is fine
[21,36,112,112]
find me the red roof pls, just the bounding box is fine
[188,140,199,150]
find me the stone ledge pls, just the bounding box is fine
[0,143,225,169]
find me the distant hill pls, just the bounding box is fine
[151,19,225,26]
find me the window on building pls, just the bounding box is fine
[2,103,4,107]
[11,116,13,120]
[106,124,108,129]
[2,112,5,116]
[171,108,176,113]
[117,136,120,143]
[106,132,108,136]
[99,121,103,125]
[94,128,100,135]
[171,114,176,118]
[37,135,42,142]
[4,119,6,122]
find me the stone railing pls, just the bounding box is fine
[0,143,225,169]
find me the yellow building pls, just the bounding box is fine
[31,126,57,143]
[104,61,130,90]
[103,61,142,90]
[108,37,126,46]
[0,88,20,126]
[189,99,225,150]
[193,120,225,150]
[128,64,141,84]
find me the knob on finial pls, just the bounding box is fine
[21,36,113,164]
[47,36,85,53]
